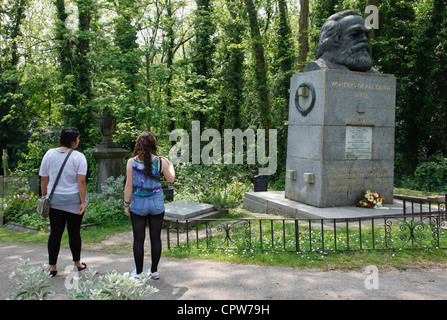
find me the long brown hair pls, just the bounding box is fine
[132,132,158,178]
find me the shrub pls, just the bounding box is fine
[173,163,255,208]
[67,269,158,300]
[8,258,55,300]
[84,176,126,223]
[9,258,158,300]
[412,156,447,192]
[2,193,46,229]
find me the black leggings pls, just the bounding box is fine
[48,208,83,265]
[130,211,164,274]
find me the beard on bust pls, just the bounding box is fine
[331,42,373,72]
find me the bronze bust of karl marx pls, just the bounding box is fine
[304,10,378,73]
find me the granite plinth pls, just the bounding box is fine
[243,191,407,220]
[285,69,396,207]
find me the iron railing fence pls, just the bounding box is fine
[165,198,446,253]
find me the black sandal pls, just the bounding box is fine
[49,270,57,277]
[77,262,87,271]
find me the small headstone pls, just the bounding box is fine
[253,175,268,192]
[165,200,215,220]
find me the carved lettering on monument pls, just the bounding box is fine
[346,118,375,125]
[326,166,390,192]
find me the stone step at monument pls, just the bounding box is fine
[243,191,411,220]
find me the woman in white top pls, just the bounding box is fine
[39,127,88,277]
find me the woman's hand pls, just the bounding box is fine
[77,203,86,215]
[124,206,131,217]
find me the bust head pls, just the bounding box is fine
[306,10,375,72]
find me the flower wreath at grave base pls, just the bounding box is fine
[356,190,383,208]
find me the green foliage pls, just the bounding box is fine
[67,269,158,300]
[8,258,158,300]
[407,156,447,192]
[84,176,126,224]
[2,193,46,229]
[373,0,447,176]
[2,0,447,196]
[8,258,55,300]
[174,163,255,208]
[14,128,60,175]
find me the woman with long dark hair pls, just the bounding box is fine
[39,126,88,277]
[124,132,175,279]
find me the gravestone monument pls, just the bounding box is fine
[285,10,396,207]
[92,113,130,193]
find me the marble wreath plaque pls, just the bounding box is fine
[285,69,396,207]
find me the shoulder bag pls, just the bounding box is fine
[37,149,73,218]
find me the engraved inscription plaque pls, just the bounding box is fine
[345,126,372,160]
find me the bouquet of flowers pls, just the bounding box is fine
[356,190,383,208]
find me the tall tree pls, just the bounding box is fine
[55,0,94,142]
[191,0,216,126]
[244,0,271,131]
[77,0,93,102]
[218,0,245,130]
[165,0,176,131]
[297,0,309,71]
[0,0,30,166]
[54,0,75,108]
[114,0,141,93]
[275,0,294,111]
[140,0,164,132]
[373,0,447,175]
[407,0,447,166]
[309,0,340,52]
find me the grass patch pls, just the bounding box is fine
[0,220,132,247]
[2,208,447,271]
[164,246,447,271]
[162,209,447,270]
[394,187,445,198]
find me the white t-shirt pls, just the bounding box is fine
[39,148,88,213]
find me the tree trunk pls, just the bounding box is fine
[297,0,309,72]
[244,0,271,131]
[77,0,92,101]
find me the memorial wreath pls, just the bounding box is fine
[356,189,383,208]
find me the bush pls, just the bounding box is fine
[67,269,158,300]
[411,156,447,192]
[8,258,55,300]
[2,193,46,229]
[173,163,255,208]
[84,176,126,224]
[9,258,158,300]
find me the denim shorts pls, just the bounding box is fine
[130,191,165,216]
